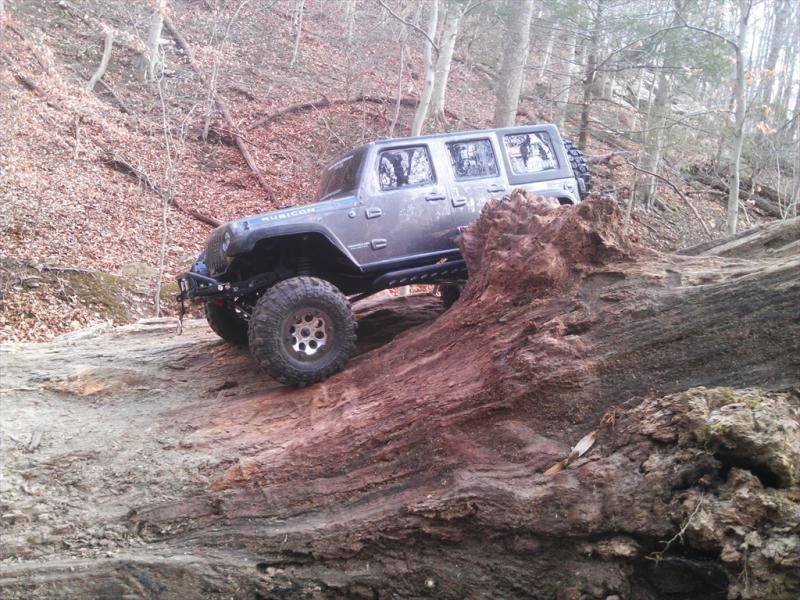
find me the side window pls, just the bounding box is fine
[503,132,558,175]
[378,146,435,191]
[446,139,498,180]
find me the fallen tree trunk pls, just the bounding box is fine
[1,198,798,599]
[689,169,790,217]
[106,152,222,228]
[247,93,475,132]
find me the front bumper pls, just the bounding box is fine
[176,269,279,302]
[176,271,227,301]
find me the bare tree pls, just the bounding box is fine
[493,0,535,128]
[411,0,439,136]
[202,0,251,142]
[140,0,167,82]
[86,25,114,92]
[153,76,197,317]
[430,0,465,127]
[289,0,306,68]
[577,0,606,147]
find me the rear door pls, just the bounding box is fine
[442,135,507,229]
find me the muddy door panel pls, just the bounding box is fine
[443,136,508,229]
[353,144,455,268]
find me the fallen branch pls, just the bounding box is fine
[106,153,221,228]
[248,93,474,132]
[162,14,272,199]
[627,161,713,239]
[86,25,113,91]
[96,79,132,114]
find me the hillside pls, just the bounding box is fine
[0,0,775,341]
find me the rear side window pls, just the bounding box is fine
[446,139,498,180]
[378,146,435,191]
[503,132,558,175]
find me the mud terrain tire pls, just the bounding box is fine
[439,284,462,310]
[248,277,357,386]
[205,300,249,346]
[563,140,591,199]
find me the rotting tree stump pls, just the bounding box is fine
[1,196,798,599]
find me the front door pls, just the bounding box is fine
[351,143,453,268]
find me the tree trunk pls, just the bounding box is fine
[726,0,751,235]
[554,31,582,132]
[578,0,605,147]
[289,0,305,68]
[429,0,463,128]
[86,25,114,91]
[757,0,788,105]
[492,0,535,128]
[140,0,166,82]
[2,197,798,599]
[633,69,671,209]
[410,0,438,136]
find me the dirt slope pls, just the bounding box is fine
[1,197,798,599]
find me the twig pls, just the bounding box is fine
[73,115,82,160]
[648,496,705,562]
[374,0,440,54]
[162,13,272,199]
[627,161,713,239]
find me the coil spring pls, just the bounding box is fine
[297,255,312,276]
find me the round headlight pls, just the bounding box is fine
[221,231,231,254]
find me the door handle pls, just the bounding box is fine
[365,207,382,219]
[425,192,446,201]
[452,197,467,207]
[487,184,506,193]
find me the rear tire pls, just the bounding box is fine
[248,277,357,386]
[205,300,249,346]
[439,284,462,310]
[563,140,591,200]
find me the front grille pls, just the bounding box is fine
[204,227,227,275]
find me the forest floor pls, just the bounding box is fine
[0,0,775,342]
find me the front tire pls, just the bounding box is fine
[248,277,357,386]
[205,300,249,346]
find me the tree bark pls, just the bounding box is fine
[411,0,438,136]
[578,0,605,147]
[492,0,534,128]
[140,0,166,82]
[757,0,789,105]
[289,0,305,68]
[1,197,798,599]
[726,0,751,234]
[86,25,114,91]
[429,0,463,127]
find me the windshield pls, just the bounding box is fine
[316,146,366,201]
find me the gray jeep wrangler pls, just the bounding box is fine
[177,124,590,386]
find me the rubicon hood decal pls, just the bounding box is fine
[260,207,317,222]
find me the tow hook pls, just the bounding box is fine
[176,295,186,335]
